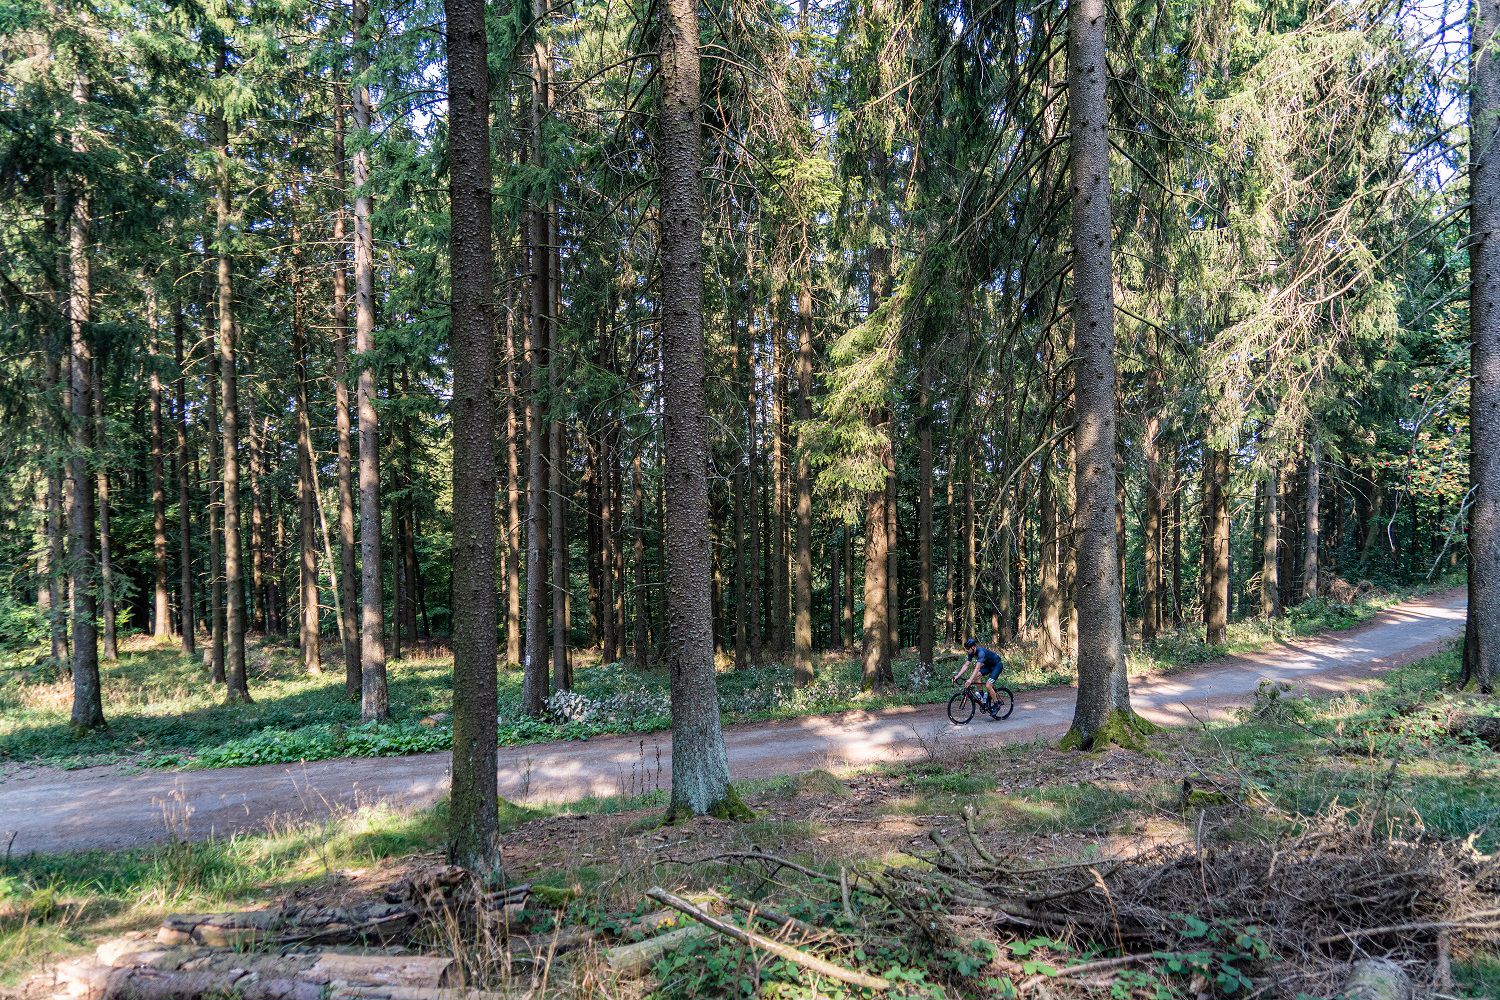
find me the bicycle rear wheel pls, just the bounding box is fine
[988,687,1014,720]
[947,691,976,725]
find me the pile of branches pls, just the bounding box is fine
[888,804,1500,995]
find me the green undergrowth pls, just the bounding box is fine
[0,580,1453,773]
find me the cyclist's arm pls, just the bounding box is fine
[952,657,981,685]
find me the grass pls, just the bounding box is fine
[3,637,1497,993]
[0,579,1450,773]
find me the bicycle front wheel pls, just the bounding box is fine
[988,687,1015,720]
[947,690,976,725]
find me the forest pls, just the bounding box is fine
[2,0,1499,994]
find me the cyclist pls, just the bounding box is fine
[952,637,1005,713]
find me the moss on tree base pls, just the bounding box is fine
[662,783,755,825]
[1059,708,1157,753]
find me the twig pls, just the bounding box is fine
[645,887,891,992]
[961,806,997,866]
[839,867,854,922]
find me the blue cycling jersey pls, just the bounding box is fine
[972,646,1003,676]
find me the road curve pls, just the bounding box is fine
[0,589,1465,856]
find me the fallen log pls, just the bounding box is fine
[1340,959,1414,1000]
[56,959,322,1000]
[159,903,417,947]
[645,886,891,992]
[326,989,520,1000]
[604,926,710,976]
[92,940,454,988]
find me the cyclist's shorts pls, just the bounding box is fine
[979,658,1004,680]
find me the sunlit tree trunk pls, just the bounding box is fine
[293,218,321,675]
[1037,451,1063,666]
[793,275,814,685]
[1262,467,1282,619]
[1467,0,1500,691]
[504,305,524,668]
[550,207,570,691]
[66,72,103,729]
[1302,437,1321,602]
[1141,382,1162,643]
[92,359,117,663]
[352,0,386,720]
[330,85,360,694]
[172,296,195,654]
[1202,445,1230,646]
[917,357,934,670]
[148,290,171,640]
[207,338,226,684]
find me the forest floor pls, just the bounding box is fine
[0,581,1454,779]
[3,640,1498,997]
[0,589,1467,858]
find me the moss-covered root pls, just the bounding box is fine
[1059,708,1158,753]
[662,783,756,826]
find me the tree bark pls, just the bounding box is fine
[1064,0,1134,748]
[1469,0,1500,692]
[445,0,501,871]
[793,275,814,684]
[658,0,737,818]
[66,73,104,729]
[330,85,360,694]
[170,296,194,654]
[1302,436,1321,602]
[352,0,387,720]
[504,306,525,669]
[633,446,648,665]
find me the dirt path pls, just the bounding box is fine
[0,590,1464,856]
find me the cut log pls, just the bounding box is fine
[1340,959,1414,1000]
[159,903,416,947]
[604,926,709,976]
[56,958,322,1000]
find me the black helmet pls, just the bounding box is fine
[963,637,978,650]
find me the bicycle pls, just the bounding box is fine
[947,679,1014,724]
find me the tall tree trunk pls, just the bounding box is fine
[445,0,501,870]
[504,305,525,668]
[352,0,386,720]
[293,220,321,675]
[331,85,360,694]
[149,292,171,640]
[1202,445,1230,646]
[842,522,854,648]
[212,62,250,702]
[793,275,814,684]
[1037,452,1063,666]
[1301,437,1321,602]
[962,455,977,639]
[520,0,552,714]
[207,338,226,684]
[887,432,900,656]
[830,524,841,648]
[1261,466,1282,618]
[633,447,648,666]
[770,324,787,658]
[658,0,736,819]
[599,419,617,664]
[862,486,892,690]
[747,335,762,663]
[917,360,934,669]
[66,73,104,729]
[1065,0,1134,748]
[92,360,117,663]
[550,209,570,691]
[1141,387,1162,643]
[1467,0,1500,690]
[172,297,195,654]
